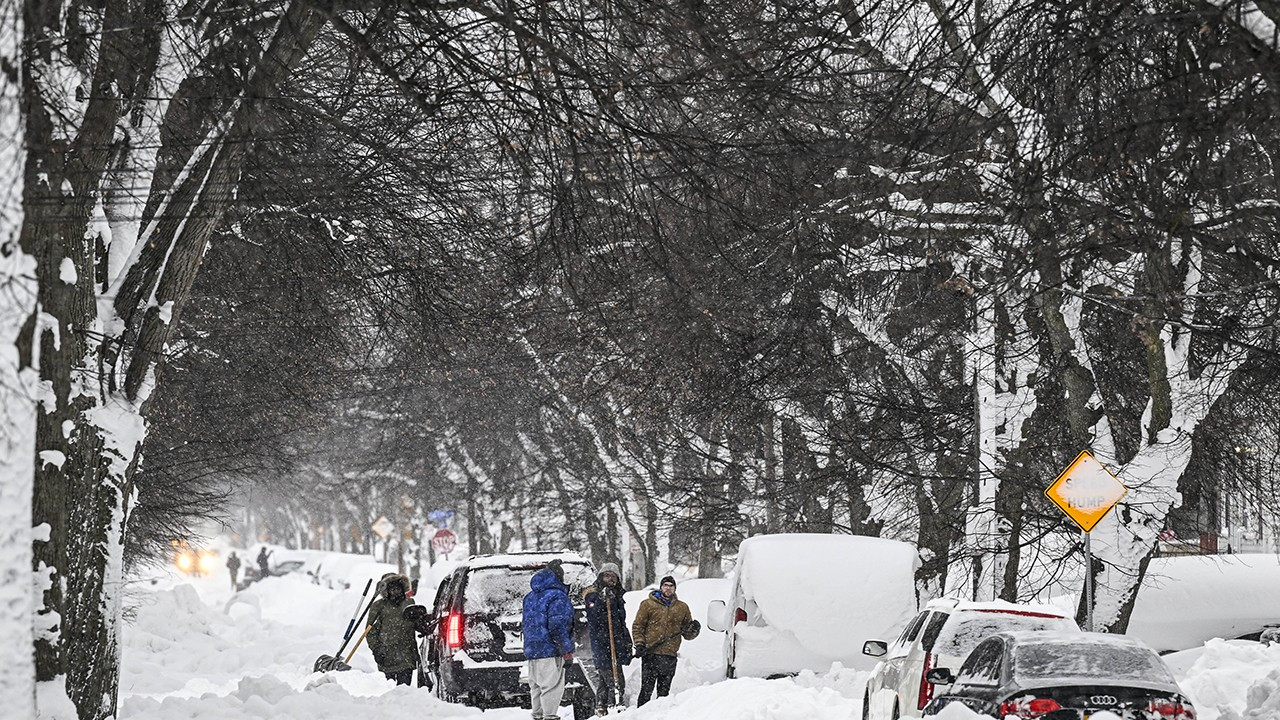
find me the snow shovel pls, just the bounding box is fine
[314,578,375,672]
[604,592,626,711]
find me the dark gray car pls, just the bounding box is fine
[923,631,1196,719]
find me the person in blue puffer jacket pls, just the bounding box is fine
[522,559,575,720]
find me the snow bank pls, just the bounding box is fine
[1169,638,1280,720]
[734,534,917,674]
[1129,554,1280,652]
[620,663,867,720]
[122,673,487,720]
[121,575,377,698]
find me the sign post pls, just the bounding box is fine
[1044,450,1128,632]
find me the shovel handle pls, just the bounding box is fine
[334,590,376,659]
[345,623,374,664]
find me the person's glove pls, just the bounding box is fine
[563,652,574,663]
[633,644,646,659]
[685,619,701,636]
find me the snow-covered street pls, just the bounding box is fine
[114,559,1280,720]
[117,566,870,720]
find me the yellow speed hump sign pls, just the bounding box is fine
[1045,450,1128,533]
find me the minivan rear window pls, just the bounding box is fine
[463,563,593,616]
[932,611,1074,657]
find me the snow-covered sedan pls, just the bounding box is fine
[923,631,1196,719]
[862,598,1079,719]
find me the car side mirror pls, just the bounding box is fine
[862,640,888,658]
[925,667,955,685]
[706,600,729,633]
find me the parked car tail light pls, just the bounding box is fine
[446,613,464,650]
[998,698,1062,717]
[918,652,934,710]
[734,607,747,624]
[972,609,1066,619]
[1147,700,1196,719]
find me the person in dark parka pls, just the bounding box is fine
[366,573,419,685]
[583,562,631,712]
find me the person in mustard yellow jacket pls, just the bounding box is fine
[630,576,700,706]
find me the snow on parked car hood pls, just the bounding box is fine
[1129,553,1280,652]
[735,533,918,671]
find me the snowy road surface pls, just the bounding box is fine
[117,563,1280,720]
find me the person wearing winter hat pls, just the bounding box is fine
[366,573,419,685]
[631,576,700,706]
[522,559,575,720]
[583,563,632,713]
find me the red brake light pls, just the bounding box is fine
[918,652,934,710]
[1148,700,1196,719]
[446,612,464,649]
[972,609,1066,619]
[734,608,747,624]
[999,697,1062,717]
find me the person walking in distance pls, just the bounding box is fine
[256,546,271,578]
[522,559,575,720]
[631,576,700,707]
[226,551,241,590]
[583,563,632,713]
[366,574,419,685]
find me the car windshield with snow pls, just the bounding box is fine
[863,598,1080,720]
[923,631,1196,719]
[419,551,597,718]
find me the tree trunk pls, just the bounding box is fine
[0,2,34,709]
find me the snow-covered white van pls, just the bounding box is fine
[706,533,918,678]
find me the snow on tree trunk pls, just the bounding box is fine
[0,1,35,714]
[19,3,327,717]
[1087,242,1247,630]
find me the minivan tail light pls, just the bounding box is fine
[998,698,1062,717]
[1147,700,1196,719]
[734,608,747,624]
[918,652,934,710]
[446,612,464,649]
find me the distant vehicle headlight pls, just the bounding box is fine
[176,552,194,572]
[198,552,218,574]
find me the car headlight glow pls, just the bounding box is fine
[176,552,193,571]
[198,552,218,573]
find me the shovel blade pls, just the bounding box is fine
[313,654,351,673]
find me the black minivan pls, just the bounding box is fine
[419,551,597,718]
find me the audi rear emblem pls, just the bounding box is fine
[1090,695,1118,706]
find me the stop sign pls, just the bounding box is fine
[432,529,457,554]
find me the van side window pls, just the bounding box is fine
[904,612,928,643]
[892,612,927,654]
[432,576,451,614]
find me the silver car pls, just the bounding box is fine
[862,598,1080,720]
